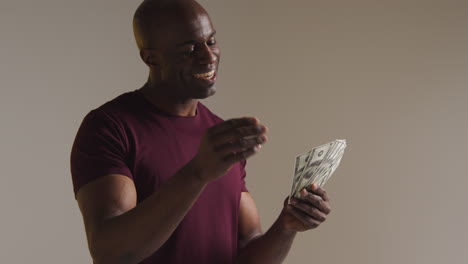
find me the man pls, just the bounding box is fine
[70,0,331,263]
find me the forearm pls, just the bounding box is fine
[236,219,297,264]
[90,161,207,264]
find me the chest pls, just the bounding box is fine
[128,123,245,204]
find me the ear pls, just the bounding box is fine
[140,49,158,69]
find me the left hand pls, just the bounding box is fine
[278,183,331,232]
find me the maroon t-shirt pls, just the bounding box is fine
[70,90,248,264]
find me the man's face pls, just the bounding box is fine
[152,12,220,100]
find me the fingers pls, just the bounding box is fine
[202,117,268,169]
[209,117,258,136]
[222,145,261,164]
[309,183,330,202]
[215,135,268,154]
[209,118,268,145]
[206,117,268,163]
[213,124,268,147]
[286,205,322,230]
[290,197,328,222]
[292,187,331,215]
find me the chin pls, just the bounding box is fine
[193,85,217,99]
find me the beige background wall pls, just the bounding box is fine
[1,0,467,263]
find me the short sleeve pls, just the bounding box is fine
[240,159,248,192]
[70,109,133,197]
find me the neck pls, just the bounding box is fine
[139,75,198,117]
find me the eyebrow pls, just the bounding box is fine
[176,31,217,47]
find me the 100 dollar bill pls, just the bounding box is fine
[290,139,347,199]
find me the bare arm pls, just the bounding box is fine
[236,192,296,264]
[236,185,332,264]
[77,164,206,264]
[76,117,268,264]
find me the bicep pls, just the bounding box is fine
[238,192,263,249]
[76,174,137,239]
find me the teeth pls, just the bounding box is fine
[193,70,215,79]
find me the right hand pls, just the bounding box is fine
[190,117,268,183]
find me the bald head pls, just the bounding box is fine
[133,0,210,50]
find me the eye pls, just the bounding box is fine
[182,48,195,56]
[207,39,217,46]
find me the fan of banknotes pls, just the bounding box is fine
[290,139,347,200]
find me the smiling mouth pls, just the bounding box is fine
[193,70,215,80]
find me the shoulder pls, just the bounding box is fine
[78,90,142,132]
[73,91,139,154]
[94,91,139,121]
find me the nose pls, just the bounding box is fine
[196,43,217,64]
